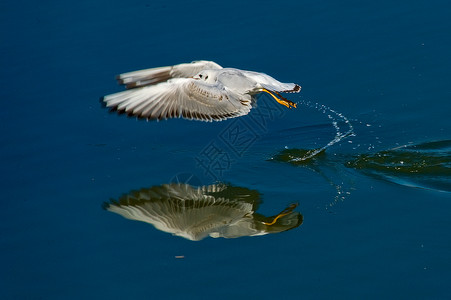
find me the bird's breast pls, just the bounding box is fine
[187,81,228,101]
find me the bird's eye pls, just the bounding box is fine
[199,74,203,78]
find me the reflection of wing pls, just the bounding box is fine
[105,184,258,241]
[103,77,251,121]
[103,183,303,241]
[117,60,223,89]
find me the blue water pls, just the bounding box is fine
[1,0,450,298]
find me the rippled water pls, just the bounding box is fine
[273,139,451,192]
[348,140,451,192]
[2,0,451,299]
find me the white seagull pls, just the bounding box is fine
[102,60,301,122]
[103,183,302,241]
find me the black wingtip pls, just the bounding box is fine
[101,202,110,211]
[281,84,302,93]
[99,96,122,115]
[115,75,124,85]
[99,96,107,108]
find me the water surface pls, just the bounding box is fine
[1,0,450,299]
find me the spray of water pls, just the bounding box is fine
[289,99,355,162]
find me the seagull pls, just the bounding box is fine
[103,183,303,241]
[102,60,301,122]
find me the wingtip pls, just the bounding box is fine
[115,74,125,85]
[100,96,124,115]
[281,84,301,93]
[99,96,107,108]
[101,202,110,211]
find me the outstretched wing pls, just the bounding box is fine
[103,183,256,241]
[102,78,252,122]
[117,60,223,89]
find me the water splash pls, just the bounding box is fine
[268,100,357,207]
[289,100,355,162]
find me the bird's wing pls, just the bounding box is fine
[103,77,251,122]
[116,60,223,89]
[103,183,256,241]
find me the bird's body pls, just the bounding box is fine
[102,60,301,122]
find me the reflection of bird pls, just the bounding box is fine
[102,60,301,122]
[103,183,302,241]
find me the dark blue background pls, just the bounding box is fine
[1,0,450,298]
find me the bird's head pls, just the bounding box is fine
[193,70,217,84]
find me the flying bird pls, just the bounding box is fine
[102,60,301,122]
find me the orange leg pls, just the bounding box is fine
[261,89,297,109]
[263,203,298,225]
